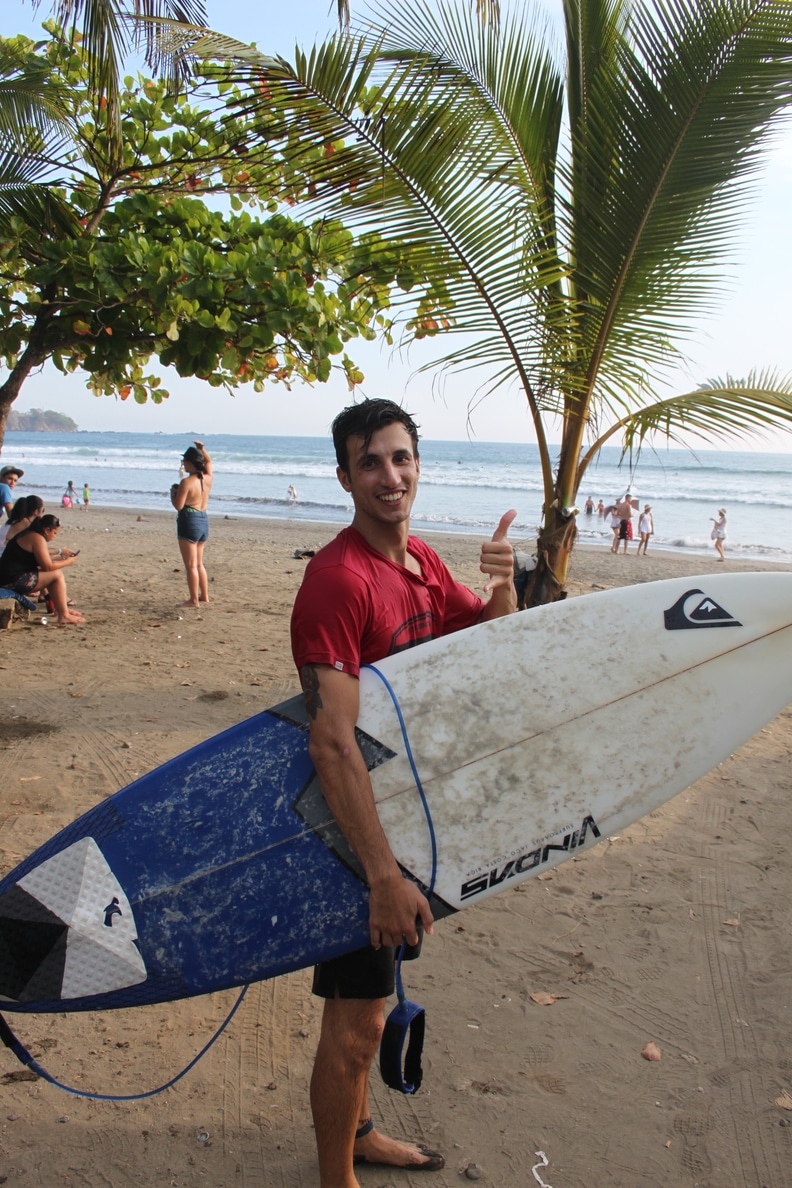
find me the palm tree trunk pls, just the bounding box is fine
[518,513,577,608]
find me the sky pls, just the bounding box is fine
[3,0,792,449]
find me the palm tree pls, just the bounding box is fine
[175,0,792,604]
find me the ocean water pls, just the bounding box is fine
[3,430,791,564]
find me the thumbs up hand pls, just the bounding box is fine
[479,509,518,617]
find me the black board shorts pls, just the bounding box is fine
[312,945,397,1000]
[312,929,423,1000]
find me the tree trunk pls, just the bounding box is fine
[517,514,577,609]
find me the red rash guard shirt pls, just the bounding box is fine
[291,526,485,676]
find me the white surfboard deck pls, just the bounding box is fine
[358,572,792,911]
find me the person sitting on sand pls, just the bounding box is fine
[0,514,84,625]
[1,495,79,557]
[0,495,41,551]
[170,440,213,607]
[0,496,80,610]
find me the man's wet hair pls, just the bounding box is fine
[332,399,420,472]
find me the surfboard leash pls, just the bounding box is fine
[0,983,248,1100]
[361,663,438,1096]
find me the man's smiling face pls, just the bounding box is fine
[338,422,420,529]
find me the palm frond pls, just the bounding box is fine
[0,41,71,143]
[162,1,792,491]
[174,12,570,452]
[577,370,792,484]
[0,146,78,235]
[44,0,208,154]
[563,0,792,400]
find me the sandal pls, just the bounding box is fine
[352,1119,444,1172]
[353,1147,445,1171]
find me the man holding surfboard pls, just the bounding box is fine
[291,398,516,1186]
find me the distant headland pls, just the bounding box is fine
[8,408,78,431]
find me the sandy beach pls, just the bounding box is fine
[1,506,790,1188]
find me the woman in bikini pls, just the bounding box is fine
[170,440,213,607]
[0,514,84,625]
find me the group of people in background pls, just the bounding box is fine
[585,490,727,559]
[1,438,732,630]
[587,491,655,555]
[0,465,84,625]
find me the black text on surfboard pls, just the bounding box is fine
[460,815,602,901]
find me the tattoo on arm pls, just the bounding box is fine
[300,665,323,720]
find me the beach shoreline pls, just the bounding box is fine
[7,428,792,566]
[1,506,790,1187]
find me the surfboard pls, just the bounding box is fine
[1,572,791,1015]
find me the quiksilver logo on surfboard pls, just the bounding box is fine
[663,589,742,631]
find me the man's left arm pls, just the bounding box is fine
[479,508,518,621]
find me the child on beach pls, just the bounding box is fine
[82,483,90,508]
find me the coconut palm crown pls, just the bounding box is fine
[162,1,792,600]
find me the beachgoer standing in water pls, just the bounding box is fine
[290,398,517,1185]
[171,441,213,606]
[710,508,727,561]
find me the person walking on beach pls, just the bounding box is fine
[710,508,727,561]
[63,481,79,508]
[171,441,213,606]
[81,482,90,509]
[636,504,654,555]
[290,398,517,1186]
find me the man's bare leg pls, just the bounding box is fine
[311,997,382,1187]
[311,998,442,1186]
